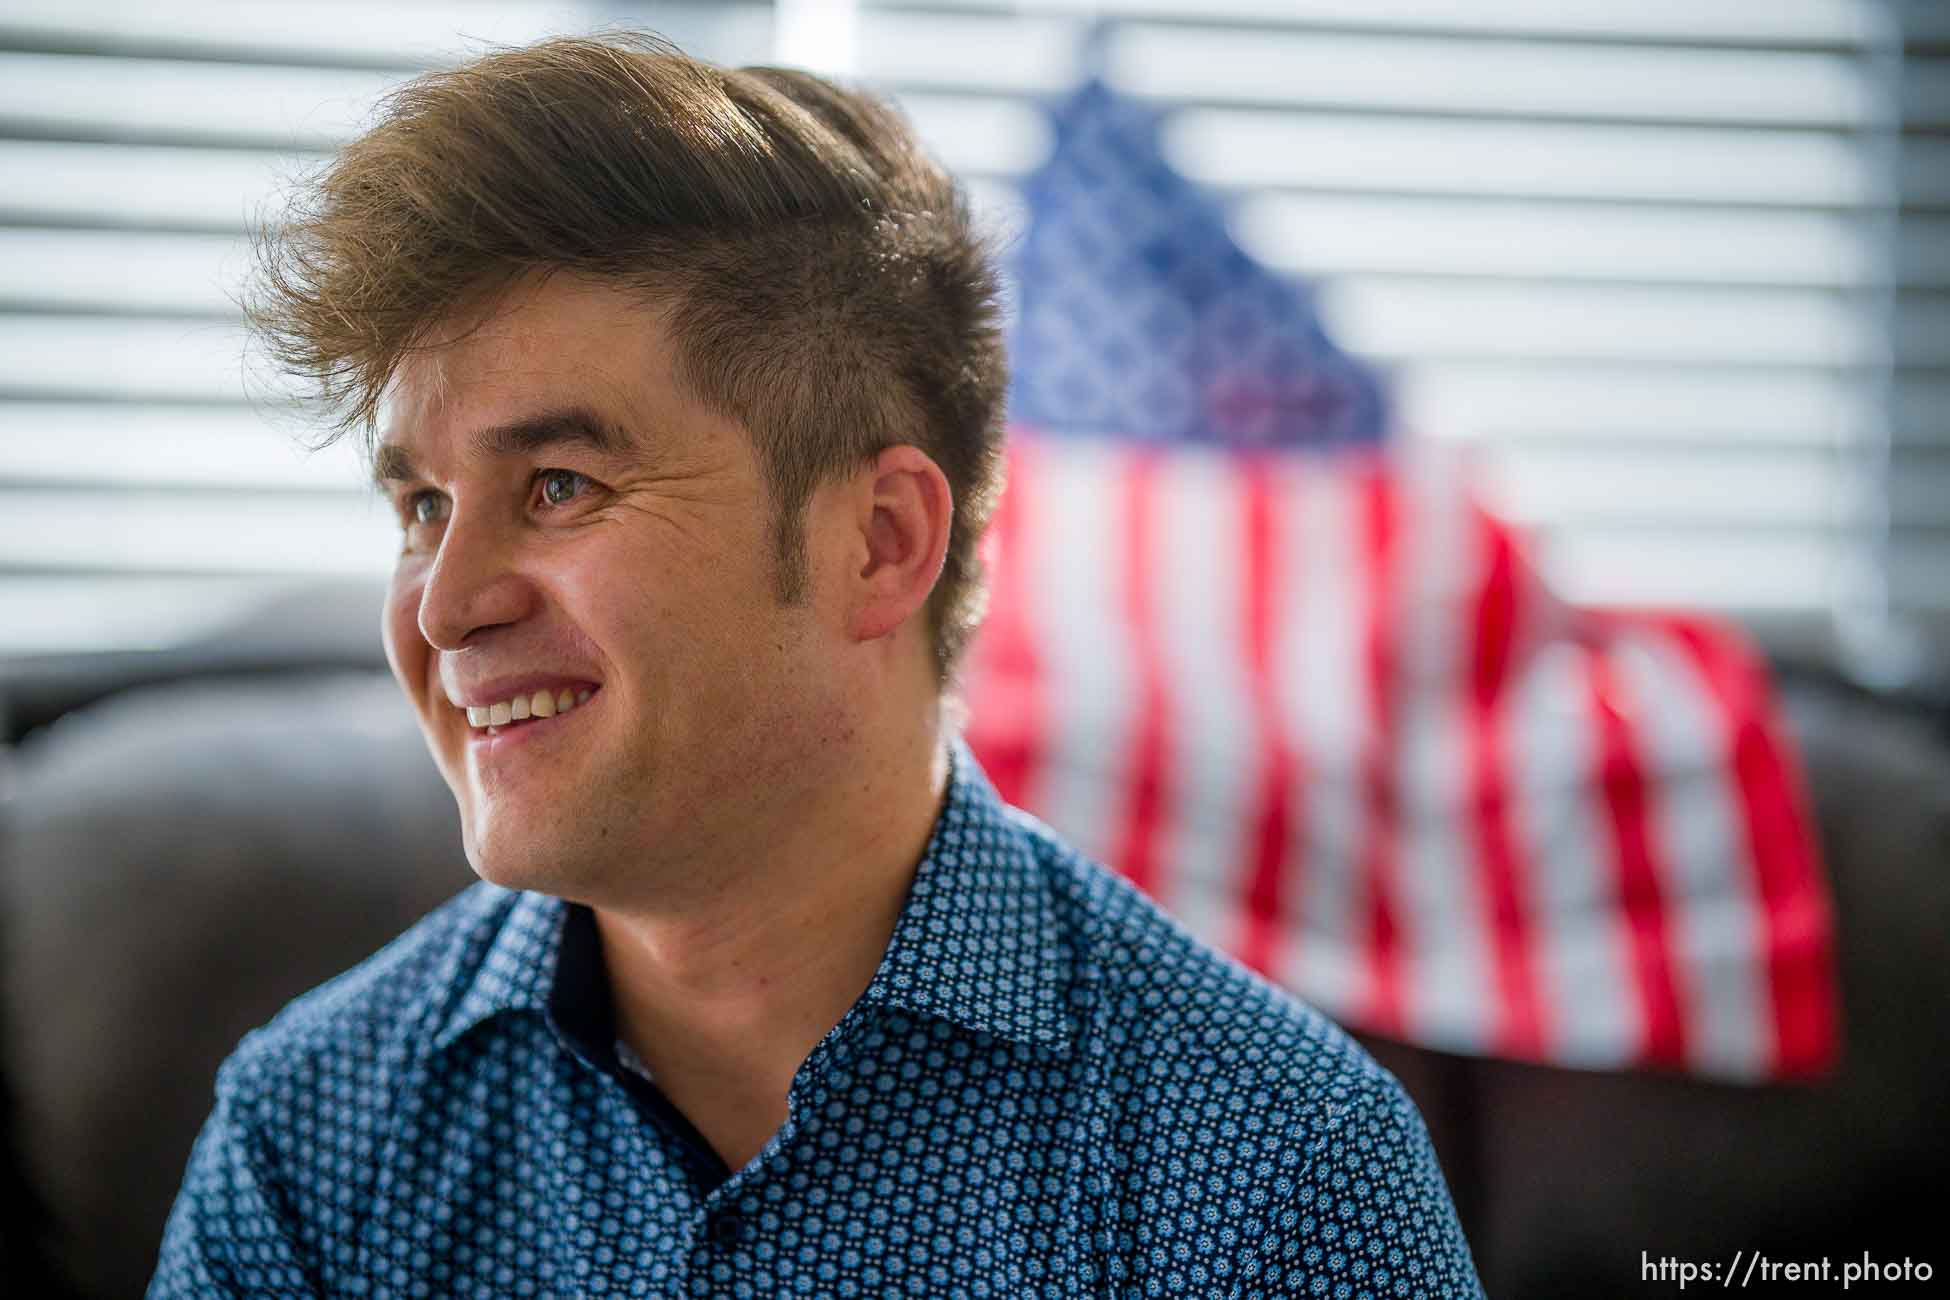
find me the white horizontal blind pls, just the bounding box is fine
[861,0,1942,670]
[1889,5,1950,679]
[0,1,776,656]
[856,0,1942,681]
[0,0,1941,679]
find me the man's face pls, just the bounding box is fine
[378,274,848,902]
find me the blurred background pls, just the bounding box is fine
[2,3,1948,1298]
[0,0,1947,685]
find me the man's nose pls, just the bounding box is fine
[416,510,537,650]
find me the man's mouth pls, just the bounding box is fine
[461,685,597,735]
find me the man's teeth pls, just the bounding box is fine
[464,688,592,729]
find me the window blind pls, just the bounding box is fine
[0,2,775,656]
[0,0,1940,684]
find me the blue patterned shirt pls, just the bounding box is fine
[150,741,1482,1297]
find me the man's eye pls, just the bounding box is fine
[407,492,447,526]
[537,469,590,508]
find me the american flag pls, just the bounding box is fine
[960,79,1838,1081]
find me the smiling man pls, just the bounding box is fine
[150,34,1480,1299]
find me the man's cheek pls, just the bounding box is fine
[382,576,432,695]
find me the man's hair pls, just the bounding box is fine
[250,32,1008,681]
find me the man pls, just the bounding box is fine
[151,33,1481,1298]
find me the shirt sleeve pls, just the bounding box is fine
[1260,1080,1486,1299]
[146,1091,324,1300]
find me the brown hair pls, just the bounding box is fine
[250,32,1008,682]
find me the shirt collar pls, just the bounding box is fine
[431,887,568,1053]
[854,737,1073,1053]
[431,735,1071,1056]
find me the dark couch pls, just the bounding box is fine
[3,590,1946,1298]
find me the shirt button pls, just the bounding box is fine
[710,1214,745,1247]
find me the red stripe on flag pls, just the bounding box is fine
[1583,640,1689,1068]
[1464,505,1548,1058]
[1356,466,1405,1034]
[1662,617,1840,1078]
[969,438,1046,810]
[1108,451,1171,900]
[1234,456,1301,981]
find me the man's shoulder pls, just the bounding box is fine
[1016,808,1416,1137]
[216,881,527,1101]
[1015,811,1482,1295]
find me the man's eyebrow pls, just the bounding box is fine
[371,440,418,487]
[475,406,632,461]
[371,406,635,488]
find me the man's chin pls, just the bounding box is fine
[461,832,577,897]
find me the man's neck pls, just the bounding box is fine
[590,723,953,1172]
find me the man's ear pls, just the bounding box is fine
[844,444,953,645]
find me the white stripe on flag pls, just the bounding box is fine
[1615,628,1771,1079]
[1021,439,1133,865]
[1508,639,1643,1067]
[1282,463,1367,1018]
[1149,446,1258,947]
[1391,454,1495,1055]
